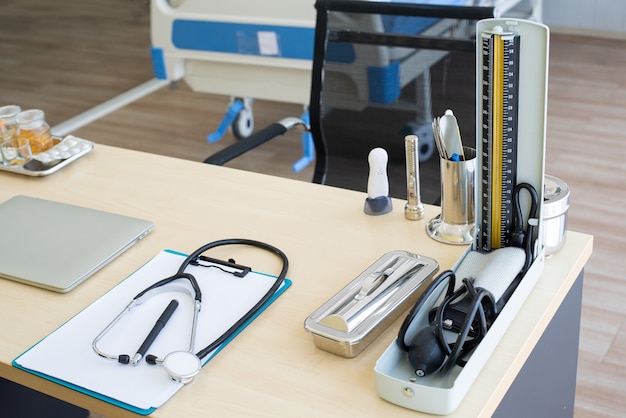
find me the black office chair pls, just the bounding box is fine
[204,0,493,204]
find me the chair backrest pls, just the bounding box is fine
[309,0,494,204]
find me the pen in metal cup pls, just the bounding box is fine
[404,135,425,220]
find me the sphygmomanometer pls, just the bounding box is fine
[397,183,538,377]
[92,238,288,384]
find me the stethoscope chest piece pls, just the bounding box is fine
[163,350,202,384]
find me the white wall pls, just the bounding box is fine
[543,0,626,38]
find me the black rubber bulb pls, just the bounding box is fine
[407,326,446,377]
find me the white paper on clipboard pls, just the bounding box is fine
[13,250,290,414]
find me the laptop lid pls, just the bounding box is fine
[0,195,153,293]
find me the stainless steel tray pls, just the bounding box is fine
[0,135,94,177]
[304,250,439,358]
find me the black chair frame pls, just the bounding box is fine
[205,0,494,201]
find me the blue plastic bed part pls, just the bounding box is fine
[326,42,356,64]
[292,111,314,173]
[172,20,314,60]
[368,61,401,103]
[381,15,438,34]
[150,47,167,80]
[207,100,245,143]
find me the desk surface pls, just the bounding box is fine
[0,145,592,417]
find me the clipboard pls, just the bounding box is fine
[13,249,291,415]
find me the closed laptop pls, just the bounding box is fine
[0,195,153,292]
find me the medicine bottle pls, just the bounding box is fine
[0,105,22,142]
[17,109,53,154]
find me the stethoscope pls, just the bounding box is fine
[92,238,289,384]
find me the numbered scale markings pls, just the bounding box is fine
[479,27,520,252]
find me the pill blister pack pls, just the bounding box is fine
[0,135,94,177]
[34,136,92,165]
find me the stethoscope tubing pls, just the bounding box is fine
[92,238,289,383]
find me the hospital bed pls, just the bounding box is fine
[150,0,315,140]
[149,0,541,167]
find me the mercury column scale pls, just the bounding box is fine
[480,26,520,251]
[374,17,550,415]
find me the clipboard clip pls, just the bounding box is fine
[190,255,251,278]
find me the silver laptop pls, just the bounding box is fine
[0,195,153,292]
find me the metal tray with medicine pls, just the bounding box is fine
[304,250,439,358]
[0,135,94,177]
[375,18,550,415]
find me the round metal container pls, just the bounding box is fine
[542,175,570,255]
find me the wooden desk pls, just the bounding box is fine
[0,145,592,417]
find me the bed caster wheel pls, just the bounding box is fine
[231,98,254,139]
